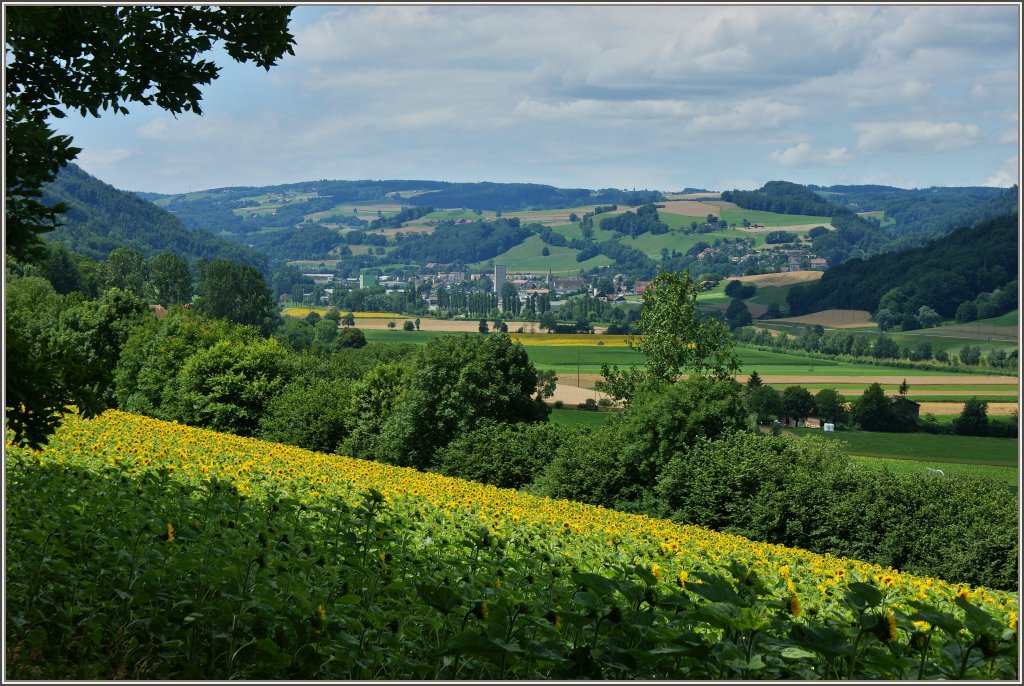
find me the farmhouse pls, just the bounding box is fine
[890,396,921,422]
[810,257,828,270]
[303,273,335,285]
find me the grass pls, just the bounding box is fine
[618,228,762,260]
[472,234,612,272]
[717,209,831,228]
[846,455,1017,487]
[548,407,615,427]
[789,427,1018,466]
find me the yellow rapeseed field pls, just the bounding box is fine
[281,308,402,318]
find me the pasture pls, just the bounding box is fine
[789,427,1018,466]
[472,233,612,272]
[848,455,1017,486]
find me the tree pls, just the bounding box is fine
[403,320,415,331]
[600,270,738,401]
[312,318,339,350]
[258,376,356,454]
[387,320,396,331]
[5,5,295,263]
[336,327,367,349]
[602,376,748,513]
[953,397,990,436]
[813,388,848,425]
[781,385,814,425]
[365,333,549,470]
[342,311,356,327]
[725,298,753,330]
[871,334,900,359]
[746,370,763,391]
[168,337,291,436]
[959,344,982,366]
[478,319,489,333]
[196,259,278,336]
[898,378,910,397]
[916,305,941,329]
[146,251,192,306]
[101,247,146,297]
[851,382,898,432]
[747,384,783,425]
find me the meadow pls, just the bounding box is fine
[847,455,1017,487]
[470,233,612,273]
[788,428,1018,466]
[5,410,1018,680]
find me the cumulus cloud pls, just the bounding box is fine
[985,155,1019,187]
[687,99,803,134]
[855,121,981,153]
[771,142,852,167]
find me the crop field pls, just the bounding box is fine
[788,428,1018,467]
[6,410,1017,680]
[718,209,832,228]
[282,308,403,319]
[773,310,876,329]
[727,271,824,288]
[847,455,1017,486]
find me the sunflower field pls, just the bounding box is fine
[5,410,1018,679]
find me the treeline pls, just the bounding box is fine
[598,203,669,236]
[443,376,1017,590]
[788,214,1019,317]
[367,205,433,229]
[807,212,893,265]
[954,280,1018,324]
[388,218,529,263]
[721,180,840,217]
[814,184,1017,238]
[41,164,267,271]
[735,326,1019,371]
[5,250,278,446]
[415,183,660,213]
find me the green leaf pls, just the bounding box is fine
[844,581,883,610]
[790,624,854,659]
[571,571,616,597]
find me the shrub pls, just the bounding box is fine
[656,430,1018,589]
[435,421,573,490]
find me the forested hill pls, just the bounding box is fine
[721,180,842,216]
[722,180,1018,264]
[812,184,1017,238]
[786,212,1019,318]
[41,164,267,271]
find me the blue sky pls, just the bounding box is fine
[52,4,1020,195]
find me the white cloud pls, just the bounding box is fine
[985,155,1019,187]
[687,100,803,134]
[76,146,133,167]
[771,142,852,167]
[855,121,981,153]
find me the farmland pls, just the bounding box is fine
[6,411,1017,680]
[788,427,1018,466]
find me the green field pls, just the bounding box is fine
[548,407,615,427]
[847,455,1017,486]
[548,222,619,243]
[472,234,612,272]
[789,427,1018,466]
[619,227,764,260]
[718,209,831,228]
[359,329,1011,381]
